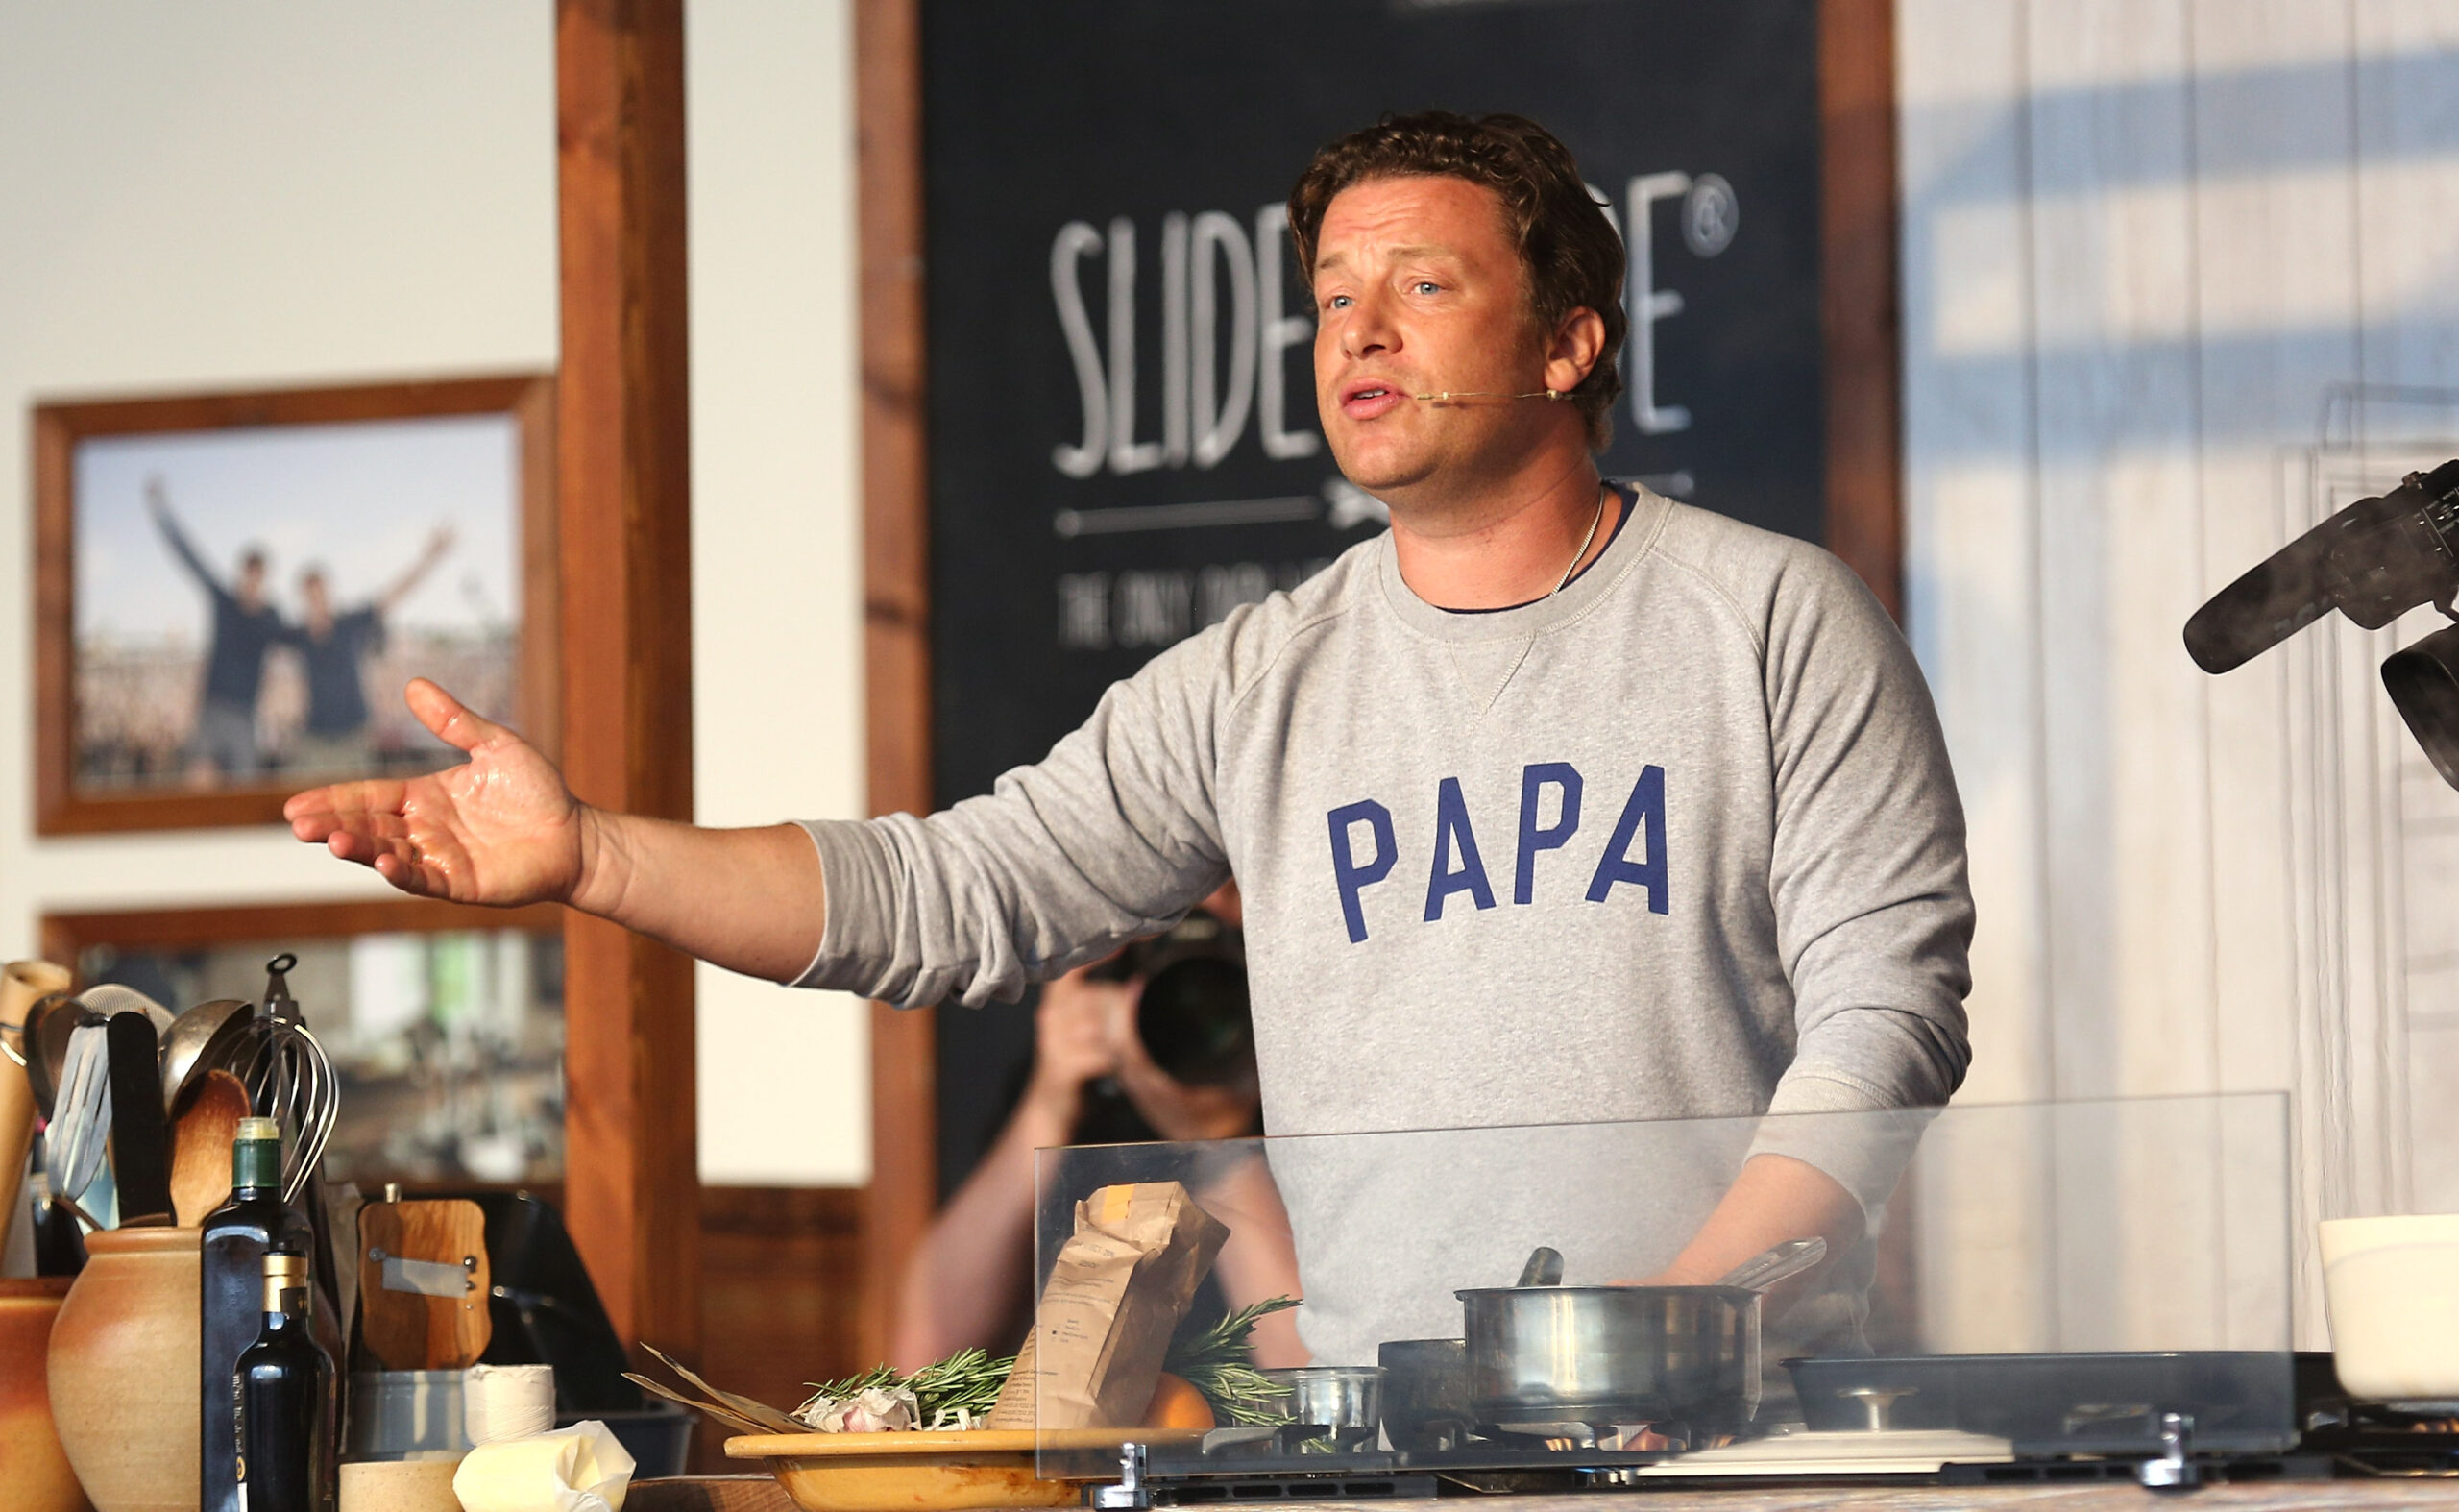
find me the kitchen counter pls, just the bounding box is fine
[1376,1486,2459,1510]
[625,1478,2459,1512]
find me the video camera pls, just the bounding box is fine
[2185,458,2459,788]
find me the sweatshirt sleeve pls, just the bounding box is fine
[1758,548,1975,1118]
[789,626,1236,1009]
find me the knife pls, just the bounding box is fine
[105,1012,175,1227]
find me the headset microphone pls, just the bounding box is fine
[1408,388,1569,402]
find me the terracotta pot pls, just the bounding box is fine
[1,1278,90,1512]
[47,1226,202,1512]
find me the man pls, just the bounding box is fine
[284,524,455,775]
[149,476,284,782]
[289,113,1971,1364]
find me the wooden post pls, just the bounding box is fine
[854,0,938,1369]
[1820,0,1905,619]
[554,0,699,1358]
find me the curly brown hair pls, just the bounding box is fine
[1288,111,1627,450]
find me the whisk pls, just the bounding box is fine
[222,954,338,1204]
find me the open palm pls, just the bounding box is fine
[284,678,585,906]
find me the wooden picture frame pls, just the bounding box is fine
[44,897,569,1191]
[40,896,565,968]
[33,373,558,834]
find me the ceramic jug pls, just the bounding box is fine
[47,1226,202,1512]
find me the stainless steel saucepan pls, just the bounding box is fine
[1455,1237,1825,1432]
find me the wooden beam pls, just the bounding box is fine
[1820,0,1905,619]
[853,0,938,1370]
[554,0,699,1360]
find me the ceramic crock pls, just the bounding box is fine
[47,1226,202,1512]
[2322,1212,2459,1402]
[2,1277,90,1512]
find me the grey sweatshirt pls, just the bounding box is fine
[796,485,1974,1364]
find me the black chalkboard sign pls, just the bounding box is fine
[922,0,1826,1191]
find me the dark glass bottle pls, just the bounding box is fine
[233,1249,330,1512]
[201,1118,312,1512]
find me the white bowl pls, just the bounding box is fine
[2320,1213,2459,1403]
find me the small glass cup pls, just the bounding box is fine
[1260,1365,1385,1452]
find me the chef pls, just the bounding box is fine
[288,111,1971,1367]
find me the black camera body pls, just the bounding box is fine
[2188,458,2459,787]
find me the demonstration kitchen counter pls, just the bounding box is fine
[627,1477,2459,1512]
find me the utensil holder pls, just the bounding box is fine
[1,1278,88,1512]
[46,1226,202,1512]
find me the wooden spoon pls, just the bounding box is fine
[171,1069,251,1225]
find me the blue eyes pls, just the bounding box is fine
[1326,282,1443,311]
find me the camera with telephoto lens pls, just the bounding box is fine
[2186,458,2459,788]
[1085,911,1254,1087]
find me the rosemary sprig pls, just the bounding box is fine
[1166,1295,1302,1426]
[798,1348,1014,1427]
[905,1347,1015,1423]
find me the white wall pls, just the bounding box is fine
[1900,0,2459,1346]
[687,2,870,1185]
[0,2,871,1186]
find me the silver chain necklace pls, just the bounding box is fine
[1549,487,1610,597]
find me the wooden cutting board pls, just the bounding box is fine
[358,1198,492,1370]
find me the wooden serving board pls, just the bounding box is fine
[358,1198,491,1370]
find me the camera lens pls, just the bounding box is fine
[1135,954,1254,1085]
[2384,622,2459,790]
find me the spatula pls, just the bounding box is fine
[47,1015,110,1200]
[106,1012,174,1227]
[171,1068,251,1225]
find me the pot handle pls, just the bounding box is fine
[1716,1236,1827,1291]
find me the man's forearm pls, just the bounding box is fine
[1651,1153,1862,1286]
[571,811,828,982]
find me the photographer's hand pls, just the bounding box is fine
[1019,965,1131,1136]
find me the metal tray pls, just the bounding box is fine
[1784,1352,2297,1455]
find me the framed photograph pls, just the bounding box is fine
[34,374,556,833]
[43,898,568,1189]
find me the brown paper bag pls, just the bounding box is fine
[986,1181,1229,1429]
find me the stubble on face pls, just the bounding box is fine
[1309,175,1558,520]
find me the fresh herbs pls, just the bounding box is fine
[1165,1295,1301,1426]
[796,1347,1015,1432]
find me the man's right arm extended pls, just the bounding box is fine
[284,677,828,982]
[288,622,1238,993]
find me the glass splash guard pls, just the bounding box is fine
[1026,1092,2294,1482]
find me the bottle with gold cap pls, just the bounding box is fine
[202,1115,315,1512]
[234,1246,330,1512]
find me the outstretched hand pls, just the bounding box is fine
[284,678,590,906]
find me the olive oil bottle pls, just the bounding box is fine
[201,1118,314,1512]
[233,1248,330,1512]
